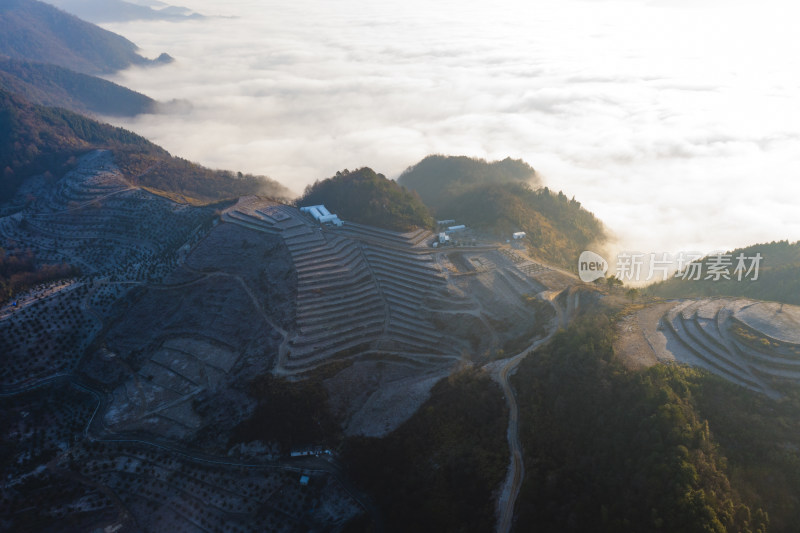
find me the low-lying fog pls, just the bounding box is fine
[98,0,800,259]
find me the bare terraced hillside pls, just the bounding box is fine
[220,196,567,436]
[0,150,213,280]
[617,298,800,398]
[0,157,573,531]
[0,150,215,390]
[1,380,363,532]
[94,219,294,442]
[0,152,364,532]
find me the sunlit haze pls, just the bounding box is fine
[100,0,800,258]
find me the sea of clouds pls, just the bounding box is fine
[98,0,800,259]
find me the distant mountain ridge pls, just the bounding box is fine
[44,0,204,23]
[0,0,170,115]
[0,90,289,206]
[0,57,156,116]
[0,0,173,75]
[648,240,800,305]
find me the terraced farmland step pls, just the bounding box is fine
[371,268,446,292]
[383,294,424,314]
[224,212,280,234]
[363,244,438,264]
[389,308,439,330]
[666,300,697,323]
[282,227,319,241]
[288,325,383,358]
[405,228,433,245]
[334,223,418,246]
[386,322,443,345]
[365,247,441,275]
[298,287,383,314]
[746,357,800,380]
[294,252,362,272]
[296,266,372,293]
[297,264,366,283]
[730,338,800,370]
[299,313,385,337]
[380,336,449,355]
[376,274,437,300]
[295,250,364,277]
[297,292,384,318]
[366,255,444,281]
[297,302,385,331]
[665,313,761,389]
[382,288,426,308]
[680,315,750,376]
[284,339,375,368]
[293,239,359,263]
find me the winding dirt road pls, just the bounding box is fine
[493,290,564,533]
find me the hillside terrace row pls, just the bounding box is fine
[1,156,209,283]
[657,299,800,398]
[223,198,457,369]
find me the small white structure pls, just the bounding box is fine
[437,219,456,225]
[446,225,466,234]
[290,447,332,458]
[300,205,343,227]
[318,214,341,225]
[438,232,451,244]
[290,449,315,458]
[299,475,310,486]
[513,232,526,239]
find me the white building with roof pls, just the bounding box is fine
[300,205,343,226]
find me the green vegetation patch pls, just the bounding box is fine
[398,155,605,270]
[0,248,78,305]
[442,182,605,270]
[513,314,767,533]
[397,154,539,211]
[298,167,434,231]
[648,241,800,306]
[692,378,800,533]
[230,374,340,453]
[343,369,508,533]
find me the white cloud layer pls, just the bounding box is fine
[99,0,800,258]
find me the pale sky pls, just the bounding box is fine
[97,0,800,258]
